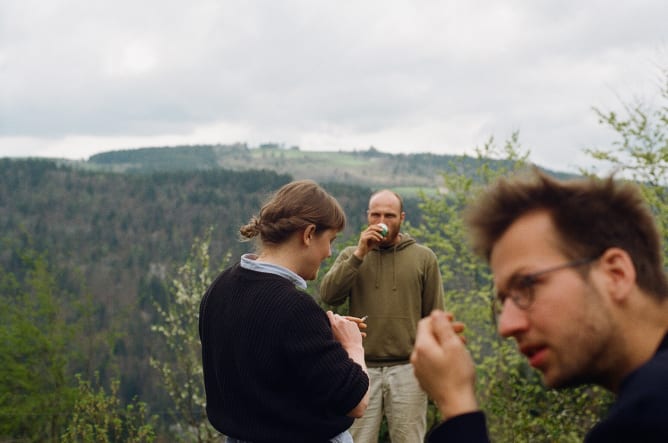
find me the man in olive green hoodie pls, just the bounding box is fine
[320,189,445,443]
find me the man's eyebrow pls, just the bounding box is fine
[495,271,525,291]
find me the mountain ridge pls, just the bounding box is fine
[43,143,577,192]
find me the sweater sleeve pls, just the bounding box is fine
[282,292,369,416]
[319,247,362,306]
[427,412,491,443]
[422,248,445,316]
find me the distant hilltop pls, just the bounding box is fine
[78,143,575,192]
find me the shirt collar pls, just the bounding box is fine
[240,253,307,290]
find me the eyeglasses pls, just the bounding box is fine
[492,257,598,318]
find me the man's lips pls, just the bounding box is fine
[520,345,549,369]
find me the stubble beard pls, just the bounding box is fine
[545,297,615,390]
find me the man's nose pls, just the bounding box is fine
[497,300,530,338]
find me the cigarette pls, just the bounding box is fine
[360,315,368,322]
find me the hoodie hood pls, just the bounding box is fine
[376,233,416,253]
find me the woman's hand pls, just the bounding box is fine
[343,315,368,338]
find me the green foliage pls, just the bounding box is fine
[585,66,668,257]
[586,66,668,186]
[150,228,228,442]
[62,374,156,443]
[0,243,78,442]
[409,134,614,442]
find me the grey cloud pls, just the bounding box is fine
[1,0,666,174]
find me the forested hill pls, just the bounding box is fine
[1,146,575,438]
[2,147,471,408]
[0,157,376,406]
[1,155,385,303]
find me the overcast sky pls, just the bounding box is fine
[1,1,667,174]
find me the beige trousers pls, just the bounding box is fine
[350,363,427,443]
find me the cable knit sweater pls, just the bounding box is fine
[199,263,369,443]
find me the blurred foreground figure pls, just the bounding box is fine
[411,170,668,442]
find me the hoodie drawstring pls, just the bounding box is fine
[374,243,398,291]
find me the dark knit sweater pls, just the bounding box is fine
[585,332,668,442]
[199,263,369,443]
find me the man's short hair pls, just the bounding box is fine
[370,189,404,213]
[464,168,668,300]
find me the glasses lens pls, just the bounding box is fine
[514,276,536,309]
[492,283,530,318]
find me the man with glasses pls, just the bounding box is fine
[410,169,668,442]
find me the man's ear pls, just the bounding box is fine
[598,247,636,303]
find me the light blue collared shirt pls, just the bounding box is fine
[240,253,307,290]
